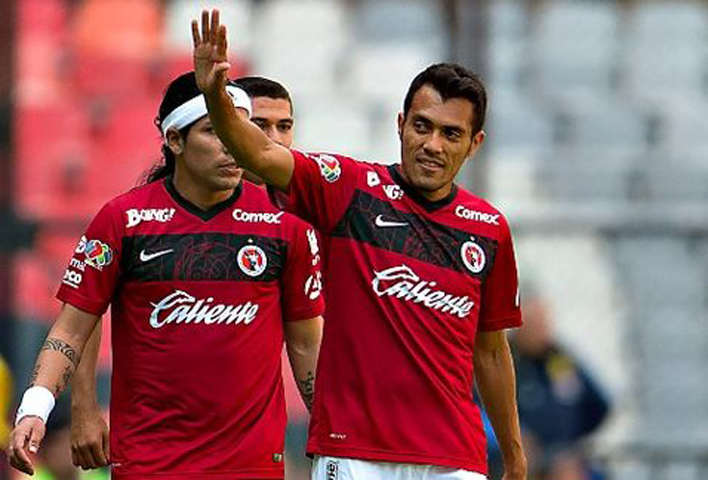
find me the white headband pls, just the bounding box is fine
[161,85,252,137]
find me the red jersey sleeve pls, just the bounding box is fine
[56,200,123,315]
[280,217,326,322]
[478,215,522,331]
[285,150,360,234]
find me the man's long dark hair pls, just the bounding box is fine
[403,63,488,136]
[144,72,203,184]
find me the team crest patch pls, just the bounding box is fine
[309,153,341,183]
[237,244,268,277]
[84,239,113,270]
[460,237,486,274]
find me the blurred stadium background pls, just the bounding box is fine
[0,0,707,479]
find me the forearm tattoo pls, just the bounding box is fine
[297,371,315,410]
[28,363,41,387]
[41,337,80,367]
[56,365,74,397]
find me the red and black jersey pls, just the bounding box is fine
[57,178,324,479]
[285,151,522,474]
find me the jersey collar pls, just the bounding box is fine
[164,175,243,221]
[387,165,458,212]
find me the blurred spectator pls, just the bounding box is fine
[511,288,610,480]
[0,354,12,479]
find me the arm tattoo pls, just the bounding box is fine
[56,365,74,397]
[297,371,315,410]
[41,337,80,367]
[28,363,41,387]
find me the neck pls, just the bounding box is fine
[396,165,452,202]
[172,171,239,210]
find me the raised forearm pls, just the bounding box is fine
[204,88,292,190]
[474,332,526,476]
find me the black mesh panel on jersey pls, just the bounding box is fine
[121,233,287,282]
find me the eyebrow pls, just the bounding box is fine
[251,117,294,124]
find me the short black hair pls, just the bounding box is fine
[233,76,293,114]
[403,63,487,135]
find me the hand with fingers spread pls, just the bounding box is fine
[192,9,231,95]
[71,407,110,470]
[8,416,46,475]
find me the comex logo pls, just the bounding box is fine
[454,205,499,226]
[232,209,284,224]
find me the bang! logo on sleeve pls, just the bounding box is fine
[84,239,114,270]
[308,153,341,183]
[460,237,486,274]
[237,244,268,277]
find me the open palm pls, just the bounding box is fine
[192,9,230,94]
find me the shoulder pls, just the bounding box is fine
[291,150,375,181]
[453,188,511,229]
[104,180,164,211]
[101,180,174,228]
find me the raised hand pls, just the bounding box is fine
[7,416,46,475]
[192,9,231,95]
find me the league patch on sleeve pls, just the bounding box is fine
[84,239,114,271]
[307,153,342,183]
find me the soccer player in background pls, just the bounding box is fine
[193,10,527,480]
[8,71,324,479]
[69,75,308,473]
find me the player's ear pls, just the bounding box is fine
[397,112,404,139]
[467,130,485,158]
[165,128,185,156]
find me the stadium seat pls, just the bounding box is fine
[553,94,649,155]
[17,0,68,36]
[530,2,620,96]
[70,0,162,60]
[164,0,253,57]
[297,98,372,160]
[84,94,162,201]
[486,87,554,158]
[252,0,349,97]
[622,2,708,101]
[611,236,704,306]
[515,234,627,394]
[345,44,434,105]
[489,1,529,89]
[639,162,708,202]
[14,102,93,221]
[355,0,447,58]
[655,100,708,156]
[535,152,636,203]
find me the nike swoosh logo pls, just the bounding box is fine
[140,248,174,262]
[374,214,408,228]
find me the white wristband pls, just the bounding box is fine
[15,386,56,426]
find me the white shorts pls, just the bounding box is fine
[311,455,487,480]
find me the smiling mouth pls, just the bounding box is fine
[416,156,444,171]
